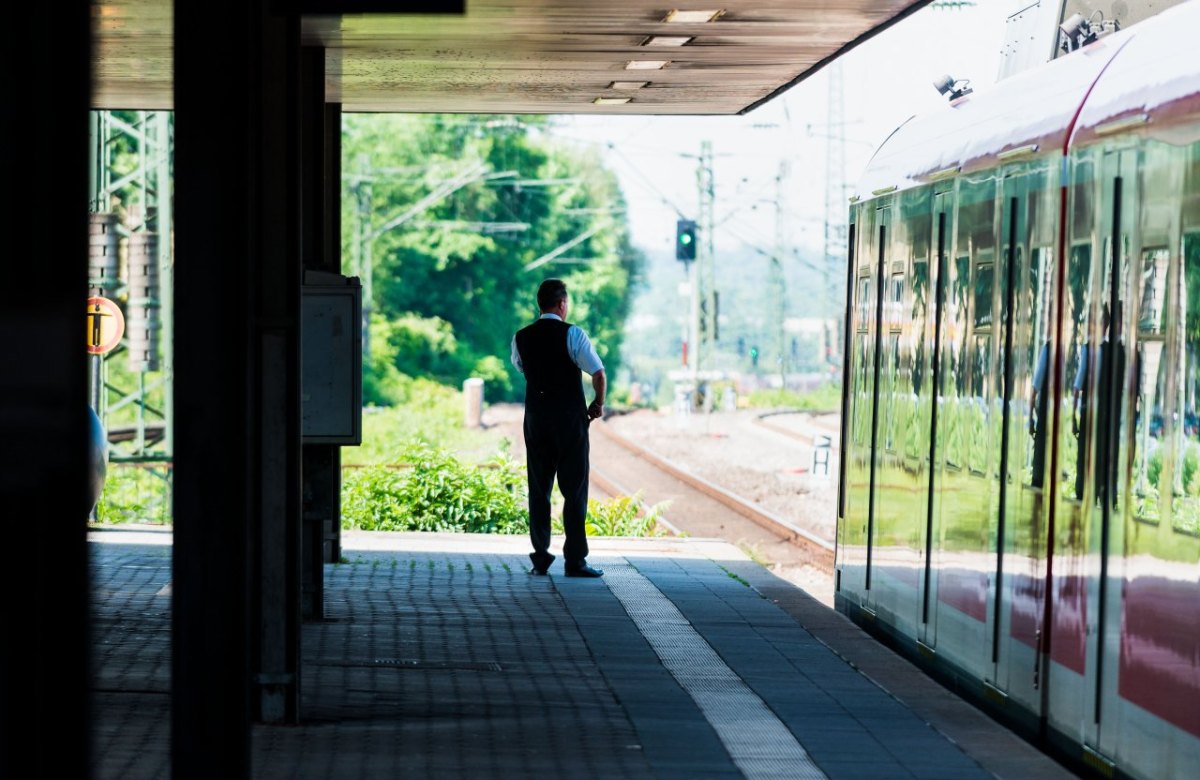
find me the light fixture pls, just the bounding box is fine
[593,97,632,105]
[663,9,724,23]
[933,74,972,101]
[643,35,692,46]
[626,60,669,70]
[609,81,649,90]
[1058,11,1119,53]
[1059,13,1087,41]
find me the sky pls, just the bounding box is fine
[546,1,1014,260]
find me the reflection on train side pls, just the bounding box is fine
[839,137,1200,779]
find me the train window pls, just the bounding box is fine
[969,335,991,476]
[890,273,905,331]
[884,332,901,452]
[1030,247,1054,348]
[911,259,929,396]
[856,276,872,332]
[1132,335,1167,523]
[1131,247,1171,520]
[1171,234,1200,536]
[974,263,994,330]
[944,255,972,470]
[853,332,872,447]
[1027,247,1054,488]
[951,256,971,350]
[1138,249,1170,334]
[1063,242,1092,502]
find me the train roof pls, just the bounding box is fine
[853,0,1200,200]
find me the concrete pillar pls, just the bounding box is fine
[464,378,485,428]
[301,46,343,619]
[174,0,303,774]
[0,3,90,777]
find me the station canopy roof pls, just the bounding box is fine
[93,0,931,114]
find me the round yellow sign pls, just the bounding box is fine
[87,296,125,355]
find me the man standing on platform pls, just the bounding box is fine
[511,279,606,577]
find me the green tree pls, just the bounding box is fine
[342,115,641,401]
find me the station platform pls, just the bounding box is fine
[90,529,1076,779]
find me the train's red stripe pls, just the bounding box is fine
[1118,575,1200,738]
[937,568,988,622]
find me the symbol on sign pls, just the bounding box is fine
[87,296,125,355]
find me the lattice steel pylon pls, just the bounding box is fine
[822,61,848,370]
[89,110,174,466]
[773,160,790,389]
[699,141,716,374]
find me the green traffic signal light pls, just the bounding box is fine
[676,219,697,261]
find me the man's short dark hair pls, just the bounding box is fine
[537,279,568,312]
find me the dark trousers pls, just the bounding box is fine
[524,410,589,567]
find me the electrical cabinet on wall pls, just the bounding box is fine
[302,270,362,445]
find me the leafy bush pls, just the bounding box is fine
[552,490,671,537]
[386,314,463,380]
[471,354,514,401]
[342,441,527,534]
[94,464,172,525]
[586,491,671,537]
[341,466,410,530]
[344,441,671,538]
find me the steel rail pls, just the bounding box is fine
[592,421,835,570]
[752,410,840,447]
[589,464,684,537]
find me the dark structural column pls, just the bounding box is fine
[301,46,343,619]
[0,3,90,777]
[174,0,303,776]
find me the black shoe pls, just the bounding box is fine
[529,552,555,576]
[564,561,604,578]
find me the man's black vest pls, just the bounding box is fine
[516,318,585,418]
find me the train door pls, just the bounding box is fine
[919,188,953,648]
[927,174,998,681]
[864,203,893,613]
[989,161,1057,707]
[1111,138,1200,776]
[840,204,888,604]
[1084,146,1139,756]
[868,189,933,634]
[836,215,856,594]
[1046,150,1101,741]
[1053,145,1137,753]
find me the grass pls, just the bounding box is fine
[721,566,751,587]
[747,383,841,412]
[738,542,771,568]
[346,397,505,467]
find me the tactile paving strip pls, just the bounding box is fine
[602,562,828,780]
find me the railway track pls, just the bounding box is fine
[752,409,839,447]
[590,419,835,572]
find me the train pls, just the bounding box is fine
[835,2,1200,779]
